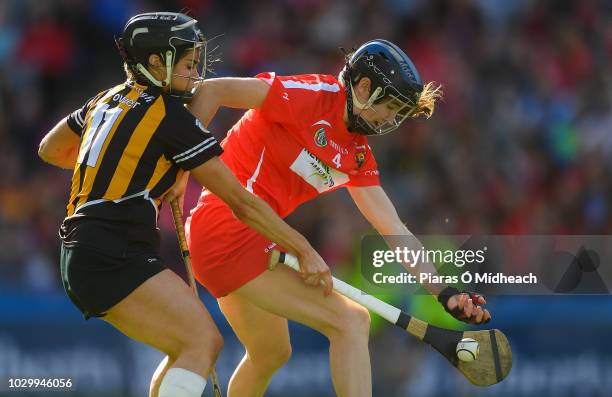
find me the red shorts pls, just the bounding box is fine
[185,194,279,298]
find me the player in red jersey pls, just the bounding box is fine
[183,40,491,397]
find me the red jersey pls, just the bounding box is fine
[187,73,381,297]
[198,73,380,217]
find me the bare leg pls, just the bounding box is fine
[103,269,223,395]
[218,296,291,397]
[226,266,371,397]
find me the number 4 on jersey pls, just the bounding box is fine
[332,153,342,168]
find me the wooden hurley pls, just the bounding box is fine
[268,249,512,387]
[171,200,224,397]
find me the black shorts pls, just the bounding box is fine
[60,243,166,319]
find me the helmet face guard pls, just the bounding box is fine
[166,35,206,98]
[116,12,206,100]
[352,84,419,136]
[343,39,423,136]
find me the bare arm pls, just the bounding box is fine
[348,185,411,236]
[187,77,270,126]
[190,157,333,294]
[164,78,270,217]
[169,77,269,214]
[347,185,443,292]
[348,185,491,323]
[348,186,442,295]
[38,117,80,170]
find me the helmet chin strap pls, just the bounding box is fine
[135,50,174,87]
[350,82,382,111]
[341,67,381,135]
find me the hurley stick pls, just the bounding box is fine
[268,249,512,386]
[171,200,223,397]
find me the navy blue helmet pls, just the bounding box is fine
[115,12,205,96]
[342,39,423,136]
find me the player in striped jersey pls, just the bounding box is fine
[38,12,329,397]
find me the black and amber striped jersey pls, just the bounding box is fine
[64,80,222,221]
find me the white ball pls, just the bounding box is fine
[456,337,480,362]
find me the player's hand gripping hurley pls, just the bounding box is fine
[269,250,512,386]
[171,200,223,397]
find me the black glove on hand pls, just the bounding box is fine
[437,286,491,324]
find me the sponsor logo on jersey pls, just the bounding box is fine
[129,83,156,103]
[290,149,349,193]
[140,92,156,103]
[329,139,349,154]
[314,128,328,147]
[113,93,141,109]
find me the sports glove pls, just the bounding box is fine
[437,286,491,324]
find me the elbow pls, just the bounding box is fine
[231,200,254,224]
[229,192,258,224]
[189,81,218,117]
[38,141,75,169]
[38,141,52,163]
[38,143,61,165]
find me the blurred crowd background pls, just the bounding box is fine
[1,0,611,396]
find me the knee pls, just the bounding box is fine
[249,342,292,375]
[206,328,224,359]
[325,304,371,341]
[201,327,224,360]
[178,322,224,362]
[268,342,292,370]
[347,304,371,337]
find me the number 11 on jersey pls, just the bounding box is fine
[77,104,123,167]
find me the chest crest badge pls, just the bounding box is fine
[314,128,328,147]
